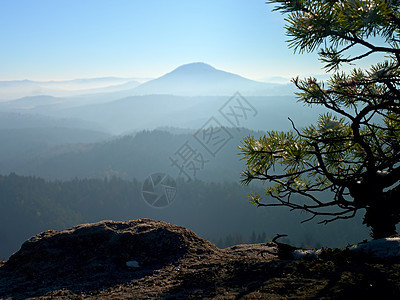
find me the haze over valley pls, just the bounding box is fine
[0,62,371,259]
[0,63,304,133]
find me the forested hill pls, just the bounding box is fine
[0,128,265,182]
[0,173,368,260]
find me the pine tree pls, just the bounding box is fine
[240,0,400,239]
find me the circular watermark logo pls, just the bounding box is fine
[141,173,177,208]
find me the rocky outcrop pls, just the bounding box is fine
[5,219,219,273]
[0,219,221,298]
[1,219,399,299]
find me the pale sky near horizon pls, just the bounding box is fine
[0,0,372,82]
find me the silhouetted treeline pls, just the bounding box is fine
[0,173,369,259]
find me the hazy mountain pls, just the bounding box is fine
[0,129,259,182]
[0,63,297,103]
[0,77,143,100]
[47,95,323,134]
[0,90,143,114]
[75,80,140,94]
[0,111,111,164]
[0,111,106,131]
[0,127,112,163]
[0,63,312,134]
[0,95,68,111]
[0,93,322,135]
[131,62,295,96]
[50,95,215,133]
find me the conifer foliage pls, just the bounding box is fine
[240,0,400,238]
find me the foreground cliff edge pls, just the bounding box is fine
[1,219,400,299]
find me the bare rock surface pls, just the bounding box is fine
[0,219,225,299]
[349,237,400,258]
[5,218,219,273]
[225,243,277,259]
[1,219,400,299]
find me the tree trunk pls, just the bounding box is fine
[363,205,399,239]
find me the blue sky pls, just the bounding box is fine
[0,0,342,81]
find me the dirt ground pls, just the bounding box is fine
[1,220,400,299]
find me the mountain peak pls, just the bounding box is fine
[171,62,216,73]
[131,62,277,96]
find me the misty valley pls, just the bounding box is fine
[0,63,369,259]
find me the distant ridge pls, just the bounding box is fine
[0,63,295,100]
[0,77,142,100]
[131,62,279,96]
